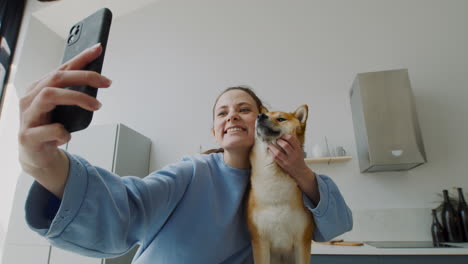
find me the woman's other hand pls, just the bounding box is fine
[267,134,308,178]
[268,134,320,203]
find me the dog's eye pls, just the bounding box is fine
[277,118,287,122]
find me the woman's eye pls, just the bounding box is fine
[217,112,227,117]
[277,118,287,122]
[240,108,251,113]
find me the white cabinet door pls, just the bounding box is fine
[2,244,50,264]
[49,247,102,264]
[113,124,151,177]
[104,246,138,264]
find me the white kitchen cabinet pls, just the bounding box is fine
[104,246,139,264]
[48,123,151,264]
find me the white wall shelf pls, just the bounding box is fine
[305,156,352,164]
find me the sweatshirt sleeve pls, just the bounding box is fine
[302,174,353,242]
[25,150,194,258]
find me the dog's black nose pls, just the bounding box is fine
[258,113,268,121]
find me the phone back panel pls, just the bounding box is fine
[52,8,112,132]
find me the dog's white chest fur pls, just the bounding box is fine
[249,142,310,251]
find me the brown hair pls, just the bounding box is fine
[203,86,264,154]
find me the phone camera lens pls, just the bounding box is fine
[69,25,80,35]
[72,27,80,35]
[69,25,77,35]
[67,35,75,44]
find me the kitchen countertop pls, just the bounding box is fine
[311,242,468,255]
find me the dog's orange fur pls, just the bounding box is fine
[246,105,315,263]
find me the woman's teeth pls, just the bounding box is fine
[226,127,244,133]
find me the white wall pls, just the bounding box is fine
[2,0,468,248]
[96,0,468,208]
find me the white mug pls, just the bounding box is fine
[312,144,324,157]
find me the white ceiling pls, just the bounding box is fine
[32,0,159,38]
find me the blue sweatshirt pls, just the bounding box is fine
[25,151,352,263]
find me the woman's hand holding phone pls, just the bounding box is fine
[18,44,111,198]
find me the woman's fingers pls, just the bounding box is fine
[18,123,71,169]
[43,70,111,91]
[19,123,71,148]
[59,43,103,71]
[23,70,111,106]
[268,144,286,162]
[280,135,301,151]
[268,135,307,176]
[18,44,107,172]
[22,87,101,128]
[18,51,112,141]
[277,138,293,154]
[23,43,104,98]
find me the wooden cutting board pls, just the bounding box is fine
[313,239,364,246]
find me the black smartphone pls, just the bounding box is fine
[51,8,112,133]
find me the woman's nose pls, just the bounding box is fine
[227,112,239,121]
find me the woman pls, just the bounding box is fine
[19,44,352,263]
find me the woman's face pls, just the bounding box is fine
[213,90,259,152]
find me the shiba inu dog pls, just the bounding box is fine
[247,105,314,264]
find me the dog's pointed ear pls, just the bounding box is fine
[260,106,269,114]
[294,104,308,124]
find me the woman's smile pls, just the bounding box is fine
[224,126,247,134]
